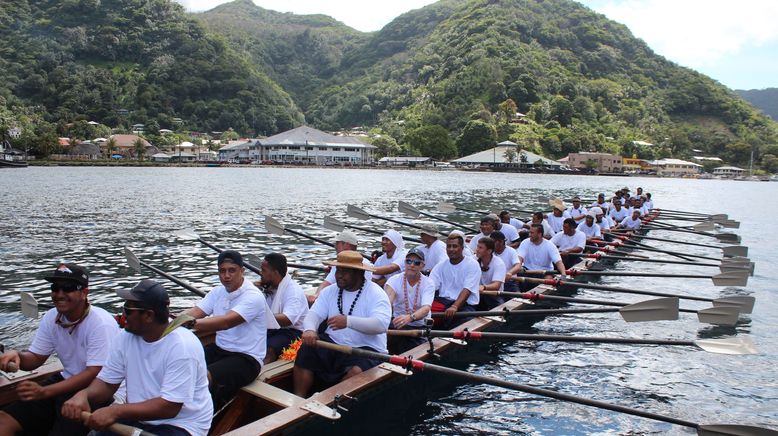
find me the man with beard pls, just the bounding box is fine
[430,232,481,328]
[0,264,119,436]
[551,218,587,268]
[313,230,373,303]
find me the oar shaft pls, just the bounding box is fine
[571,253,719,267]
[431,307,620,318]
[370,213,425,230]
[595,239,720,261]
[139,260,206,297]
[81,411,157,436]
[511,277,716,303]
[285,228,336,248]
[419,210,474,232]
[196,238,327,273]
[483,290,628,307]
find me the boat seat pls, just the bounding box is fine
[242,380,303,408]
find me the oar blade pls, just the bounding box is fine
[346,204,371,221]
[244,253,263,267]
[718,219,740,229]
[715,233,741,243]
[709,214,729,221]
[322,216,346,232]
[697,306,740,326]
[712,272,748,287]
[713,296,755,314]
[698,424,778,435]
[722,245,748,257]
[692,222,716,232]
[694,336,757,355]
[174,228,199,240]
[719,264,752,275]
[264,216,285,236]
[124,247,142,273]
[618,297,679,322]
[20,292,39,319]
[437,201,457,213]
[398,201,421,218]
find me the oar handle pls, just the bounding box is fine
[139,260,206,297]
[80,411,157,436]
[418,210,475,232]
[196,237,326,273]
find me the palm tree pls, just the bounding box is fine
[105,137,117,159]
[133,138,146,161]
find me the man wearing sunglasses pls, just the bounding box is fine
[62,279,212,436]
[0,263,119,436]
[383,248,435,354]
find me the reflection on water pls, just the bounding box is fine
[2,167,776,433]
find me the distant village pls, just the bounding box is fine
[45,122,753,179]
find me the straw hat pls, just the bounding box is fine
[548,197,566,212]
[324,250,375,272]
[420,223,440,238]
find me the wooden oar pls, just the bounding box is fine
[321,216,423,244]
[600,234,698,262]
[316,340,771,434]
[570,252,754,275]
[124,247,206,297]
[613,226,741,244]
[482,291,739,326]
[437,202,488,215]
[347,204,426,231]
[265,216,371,260]
[608,232,745,253]
[79,411,156,436]
[398,201,474,232]
[511,276,755,313]
[592,238,747,261]
[585,245,650,259]
[519,269,749,287]
[175,229,327,272]
[430,298,680,322]
[646,219,717,232]
[652,208,728,220]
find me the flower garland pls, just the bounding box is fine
[280,338,303,361]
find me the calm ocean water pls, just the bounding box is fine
[1,167,776,434]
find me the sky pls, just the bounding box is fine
[177,0,778,90]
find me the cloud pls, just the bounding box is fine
[176,0,437,32]
[587,0,778,68]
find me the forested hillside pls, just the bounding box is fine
[737,88,778,120]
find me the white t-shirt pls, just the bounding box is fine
[517,238,562,271]
[417,239,447,273]
[508,217,524,230]
[538,219,554,238]
[430,256,481,306]
[30,306,119,379]
[385,273,436,327]
[197,279,267,365]
[546,211,570,233]
[496,223,520,243]
[551,230,587,251]
[645,200,654,210]
[609,207,628,222]
[479,255,506,292]
[468,232,488,253]
[596,217,612,231]
[373,249,407,281]
[577,221,602,238]
[266,274,309,331]
[304,281,391,352]
[495,245,519,271]
[566,206,588,222]
[98,329,212,436]
[324,260,374,284]
[620,216,642,229]
[590,201,610,212]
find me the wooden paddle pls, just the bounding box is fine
[346,204,426,231]
[125,248,206,297]
[398,201,475,232]
[321,216,423,244]
[570,252,753,275]
[315,340,773,434]
[518,269,749,286]
[80,411,157,436]
[592,239,747,261]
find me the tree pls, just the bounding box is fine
[761,154,778,173]
[457,120,496,157]
[133,138,146,161]
[503,147,517,163]
[371,135,401,158]
[404,125,456,160]
[550,96,574,127]
[105,137,117,158]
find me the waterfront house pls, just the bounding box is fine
[249,126,375,164]
[712,166,746,178]
[567,152,623,172]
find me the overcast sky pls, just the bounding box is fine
[177,0,778,90]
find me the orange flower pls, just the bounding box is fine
[280,338,302,361]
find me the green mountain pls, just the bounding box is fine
[0,0,303,155]
[736,88,778,120]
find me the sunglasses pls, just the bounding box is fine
[50,283,82,293]
[405,259,423,266]
[122,304,148,314]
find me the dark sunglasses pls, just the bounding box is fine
[50,283,82,293]
[405,259,423,266]
[122,303,148,314]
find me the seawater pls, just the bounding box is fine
[1,167,776,434]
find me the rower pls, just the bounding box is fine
[384,248,435,354]
[617,208,643,230]
[429,232,481,328]
[258,253,309,365]
[183,250,268,410]
[644,192,654,210]
[372,229,407,287]
[499,210,524,231]
[62,280,212,436]
[490,231,522,292]
[312,230,373,304]
[293,251,390,397]
[577,211,602,243]
[630,186,644,201]
[417,223,447,274]
[546,199,570,234]
[551,218,587,268]
[590,207,612,233]
[566,196,588,223]
[468,215,496,253]
[608,199,628,223]
[0,264,119,436]
[514,224,566,290]
[589,193,610,213]
[527,211,554,239]
[492,213,520,248]
[475,237,507,309]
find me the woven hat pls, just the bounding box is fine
[324,250,375,272]
[335,230,359,246]
[419,223,440,238]
[548,198,566,212]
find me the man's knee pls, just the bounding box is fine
[0,411,22,436]
[343,366,363,380]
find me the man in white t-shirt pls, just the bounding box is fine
[590,206,612,233]
[492,214,521,248]
[566,196,588,223]
[551,218,587,268]
[372,229,407,287]
[644,193,654,210]
[313,230,373,304]
[430,232,481,327]
[0,264,119,436]
[589,193,610,214]
[184,250,268,410]
[475,237,507,309]
[490,231,522,292]
[618,209,643,230]
[384,248,436,354]
[468,216,496,253]
[294,251,390,397]
[258,253,309,364]
[516,224,566,289]
[546,199,571,234]
[62,280,212,436]
[609,200,629,223]
[499,210,524,231]
[417,223,447,274]
[577,211,602,242]
[528,211,554,239]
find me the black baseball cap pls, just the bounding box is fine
[44,263,89,287]
[116,279,170,309]
[490,231,506,241]
[217,250,244,267]
[406,247,425,261]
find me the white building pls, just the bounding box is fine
[378,156,432,166]
[452,145,566,169]
[647,159,703,177]
[713,166,745,177]
[249,126,375,164]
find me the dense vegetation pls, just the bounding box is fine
[0,0,303,156]
[736,88,778,120]
[2,0,776,171]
